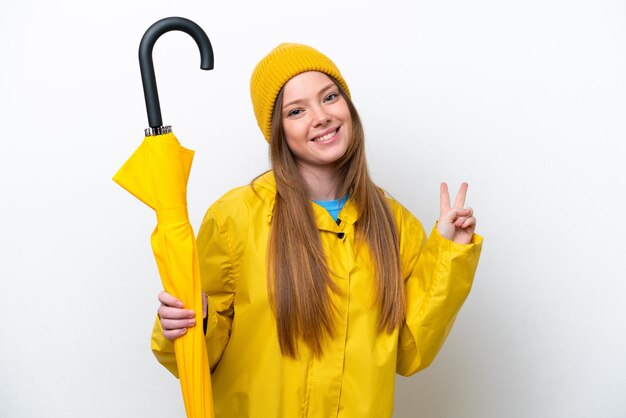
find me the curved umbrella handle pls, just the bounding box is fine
[139,16,214,130]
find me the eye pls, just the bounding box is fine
[287,108,303,117]
[324,92,339,103]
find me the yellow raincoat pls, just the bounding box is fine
[152,171,482,418]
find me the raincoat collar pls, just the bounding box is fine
[252,171,358,229]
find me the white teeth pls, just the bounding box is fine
[314,129,337,142]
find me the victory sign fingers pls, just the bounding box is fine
[437,182,476,244]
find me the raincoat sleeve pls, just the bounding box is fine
[151,206,238,377]
[395,208,483,376]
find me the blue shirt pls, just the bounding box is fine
[312,195,349,222]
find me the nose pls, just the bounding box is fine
[311,105,331,127]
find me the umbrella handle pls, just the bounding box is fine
[139,16,214,132]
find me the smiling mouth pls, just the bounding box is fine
[312,127,339,143]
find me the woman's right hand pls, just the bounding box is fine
[157,291,201,341]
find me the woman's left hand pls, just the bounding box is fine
[437,182,476,244]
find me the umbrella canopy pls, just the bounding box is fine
[113,17,215,418]
[113,132,214,418]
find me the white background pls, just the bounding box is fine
[1,1,625,417]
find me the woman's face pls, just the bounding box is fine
[280,71,352,170]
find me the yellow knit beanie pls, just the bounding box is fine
[250,43,350,142]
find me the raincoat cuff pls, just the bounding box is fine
[150,314,179,378]
[204,295,219,339]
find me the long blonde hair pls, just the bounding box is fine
[266,77,404,358]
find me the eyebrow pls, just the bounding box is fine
[282,83,337,109]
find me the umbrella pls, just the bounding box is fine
[112,17,215,418]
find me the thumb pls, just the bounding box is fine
[440,207,472,224]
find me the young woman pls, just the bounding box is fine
[151,43,483,417]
